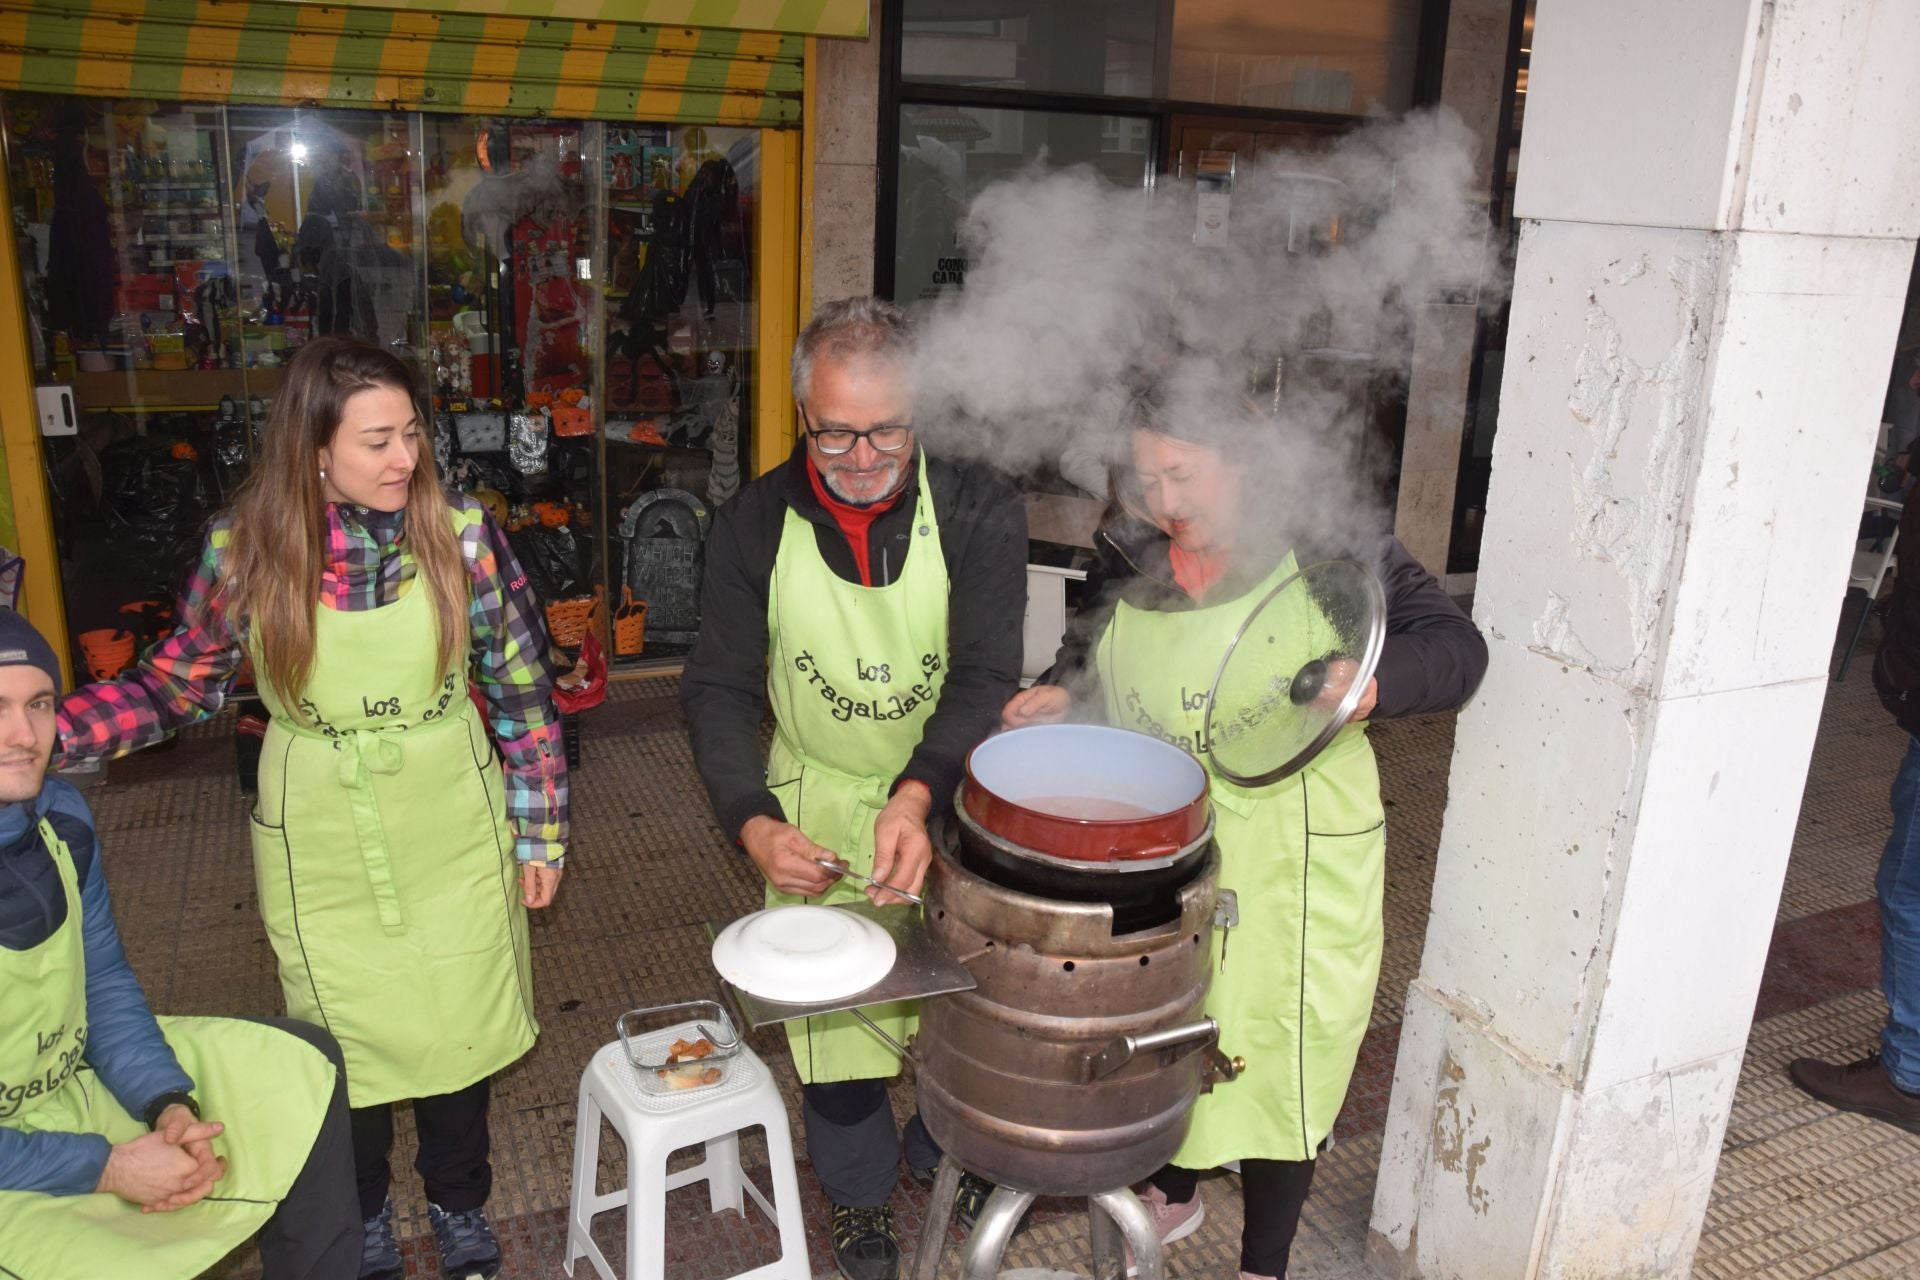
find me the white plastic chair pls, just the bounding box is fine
[1836,495,1902,680]
[1022,564,1087,688]
[564,1038,808,1280]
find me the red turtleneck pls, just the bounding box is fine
[1169,543,1229,601]
[805,456,908,587]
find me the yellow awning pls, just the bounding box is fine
[283,0,867,38]
[0,0,816,124]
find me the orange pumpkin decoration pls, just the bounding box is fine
[533,501,571,528]
[170,440,198,461]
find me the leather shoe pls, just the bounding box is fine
[1788,1052,1920,1133]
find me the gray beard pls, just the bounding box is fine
[822,457,908,507]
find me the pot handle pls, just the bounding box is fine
[1108,841,1183,862]
[1082,1017,1219,1082]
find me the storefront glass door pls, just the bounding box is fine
[3,95,759,675]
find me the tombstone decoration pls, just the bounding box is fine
[617,487,711,648]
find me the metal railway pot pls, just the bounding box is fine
[953,787,1211,934]
[915,835,1231,1197]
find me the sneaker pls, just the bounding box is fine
[952,1171,998,1231]
[908,1165,1026,1236]
[1123,1183,1205,1277]
[829,1202,900,1280]
[359,1196,404,1280]
[1789,1052,1920,1133]
[426,1202,503,1280]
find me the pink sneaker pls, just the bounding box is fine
[1123,1184,1206,1275]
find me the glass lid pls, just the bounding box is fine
[1202,558,1387,787]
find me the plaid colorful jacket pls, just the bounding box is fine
[57,493,569,865]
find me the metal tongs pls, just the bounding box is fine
[815,857,924,906]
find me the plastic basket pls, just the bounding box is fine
[613,586,648,657]
[544,585,604,649]
[78,628,137,681]
[552,405,594,438]
[616,1000,743,1098]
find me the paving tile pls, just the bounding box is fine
[86,659,1919,1280]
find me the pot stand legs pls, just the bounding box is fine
[958,1186,1039,1280]
[1090,1188,1163,1280]
[910,1156,966,1280]
[907,1154,1164,1280]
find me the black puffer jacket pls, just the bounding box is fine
[1047,513,1488,721]
[682,444,1028,840]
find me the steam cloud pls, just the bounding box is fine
[908,108,1502,554]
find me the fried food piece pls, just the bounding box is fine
[664,1036,716,1062]
[656,1036,722,1088]
[658,1062,725,1090]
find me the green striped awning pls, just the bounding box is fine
[0,0,810,125]
[285,0,866,36]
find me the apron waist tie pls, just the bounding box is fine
[335,731,408,935]
[771,728,896,810]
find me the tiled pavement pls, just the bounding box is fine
[80,659,1917,1279]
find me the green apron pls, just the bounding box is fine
[1097,558,1386,1164]
[0,819,334,1280]
[249,570,538,1108]
[763,454,947,1084]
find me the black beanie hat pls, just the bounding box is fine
[0,609,62,695]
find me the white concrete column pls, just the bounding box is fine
[1370,3,1920,1277]
[1392,0,1513,575]
[810,0,883,302]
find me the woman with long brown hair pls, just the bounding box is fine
[58,335,568,1280]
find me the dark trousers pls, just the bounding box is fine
[244,1017,362,1280]
[348,1078,492,1220]
[1152,1157,1316,1278]
[801,1079,942,1208]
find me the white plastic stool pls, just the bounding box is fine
[564,1037,809,1280]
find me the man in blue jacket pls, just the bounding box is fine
[0,609,359,1279]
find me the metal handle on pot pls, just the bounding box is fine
[1082,1017,1219,1082]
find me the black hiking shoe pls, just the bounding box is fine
[426,1201,502,1280]
[359,1196,404,1280]
[829,1202,900,1280]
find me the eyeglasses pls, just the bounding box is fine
[800,407,912,456]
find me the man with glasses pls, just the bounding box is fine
[683,296,1026,1279]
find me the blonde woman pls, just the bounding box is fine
[59,335,568,1280]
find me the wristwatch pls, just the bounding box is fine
[143,1091,200,1130]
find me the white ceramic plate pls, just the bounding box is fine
[711,905,898,1004]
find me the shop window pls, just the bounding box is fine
[4,97,267,659]
[4,96,758,672]
[901,0,1159,98]
[228,108,425,354]
[895,105,1151,305]
[1169,0,1422,115]
[902,0,1420,115]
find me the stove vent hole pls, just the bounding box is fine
[1062,960,1076,973]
